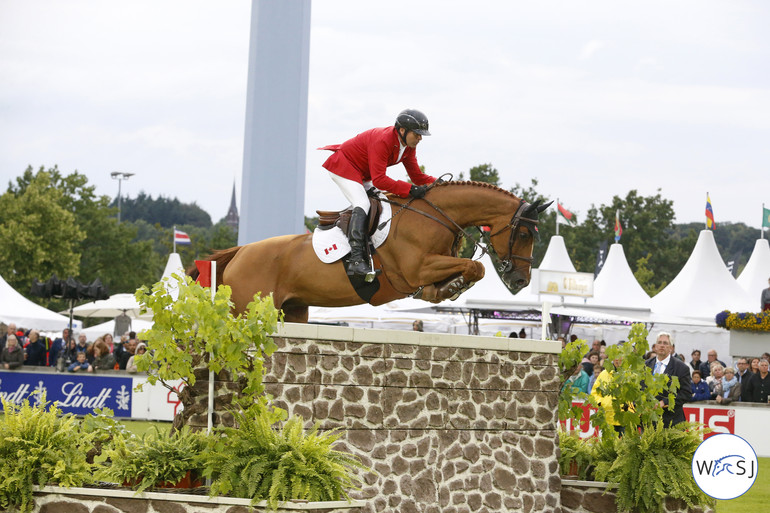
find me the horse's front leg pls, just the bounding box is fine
[411,255,485,302]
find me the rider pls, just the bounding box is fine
[320,109,437,276]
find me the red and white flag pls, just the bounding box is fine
[174,229,191,245]
[557,203,577,226]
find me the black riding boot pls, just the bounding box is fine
[346,207,371,276]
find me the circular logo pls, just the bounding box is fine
[692,433,758,500]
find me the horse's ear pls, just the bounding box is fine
[537,200,553,213]
[524,199,541,214]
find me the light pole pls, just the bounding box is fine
[111,172,135,223]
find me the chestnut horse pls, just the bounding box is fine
[192,181,550,322]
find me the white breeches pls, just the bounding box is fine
[328,172,371,213]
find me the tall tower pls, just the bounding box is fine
[238,0,311,245]
[224,181,239,231]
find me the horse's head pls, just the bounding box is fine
[487,199,552,293]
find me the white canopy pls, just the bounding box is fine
[81,318,154,341]
[308,302,459,332]
[160,252,186,299]
[586,243,651,310]
[71,293,149,319]
[651,230,755,320]
[0,273,79,331]
[736,238,770,310]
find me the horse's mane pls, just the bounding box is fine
[433,180,521,200]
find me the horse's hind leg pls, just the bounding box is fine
[282,305,309,323]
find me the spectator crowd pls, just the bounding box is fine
[561,333,770,406]
[0,322,147,374]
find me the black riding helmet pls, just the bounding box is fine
[395,109,431,140]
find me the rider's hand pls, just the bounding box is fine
[409,185,428,199]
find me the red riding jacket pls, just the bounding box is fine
[319,126,436,198]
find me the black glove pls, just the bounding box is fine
[409,185,428,199]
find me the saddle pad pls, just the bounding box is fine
[312,201,391,263]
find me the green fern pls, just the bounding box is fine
[0,395,95,512]
[593,422,716,513]
[95,426,207,493]
[205,407,367,511]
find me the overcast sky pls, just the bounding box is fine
[1,1,769,230]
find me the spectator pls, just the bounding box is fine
[1,334,24,369]
[126,342,147,373]
[114,331,133,365]
[671,344,685,362]
[591,356,627,435]
[518,328,526,339]
[117,337,137,370]
[0,322,16,353]
[103,333,115,354]
[763,352,770,364]
[706,363,725,399]
[75,333,90,361]
[67,351,93,373]
[91,340,116,371]
[49,327,72,370]
[749,357,760,374]
[562,365,590,395]
[557,336,566,349]
[23,330,48,367]
[761,276,770,311]
[716,367,741,405]
[569,334,578,343]
[734,357,752,397]
[412,320,423,332]
[63,338,79,366]
[508,331,518,338]
[587,359,603,393]
[582,351,600,376]
[699,349,726,379]
[691,371,710,401]
[645,332,691,427]
[742,359,770,403]
[689,350,702,373]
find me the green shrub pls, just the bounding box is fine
[594,422,715,513]
[95,426,208,493]
[205,407,366,511]
[0,396,95,512]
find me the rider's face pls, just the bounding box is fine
[403,129,422,148]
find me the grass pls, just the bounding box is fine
[715,457,770,511]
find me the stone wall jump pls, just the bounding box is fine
[262,324,562,513]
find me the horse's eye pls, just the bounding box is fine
[519,231,530,240]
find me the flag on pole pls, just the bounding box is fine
[174,229,192,245]
[763,207,770,228]
[614,210,623,242]
[557,203,577,226]
[705,194,716,230]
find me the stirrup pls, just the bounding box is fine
[364,254,381,283]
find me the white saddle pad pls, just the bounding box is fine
[312,201,392,263]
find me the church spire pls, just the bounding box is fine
[225,181,239,231]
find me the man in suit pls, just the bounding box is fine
[646,332,692,427]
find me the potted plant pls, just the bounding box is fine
[95,426,208,493]
[204,407,366,511]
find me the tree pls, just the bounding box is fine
[7,166,161,298]
[459,163,501,186]
[118,192,213,228]
[0,170,84,293]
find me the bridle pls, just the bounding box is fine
[482,200,540,275]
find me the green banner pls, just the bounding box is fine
[764,207,770,228]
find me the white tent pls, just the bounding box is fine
[81,318,154,341]
[0,273,78,330]
[651,230,755,321]
[160,252,186,299]
[71,293,150,319]
[512,235,584,306]
[736,238,770,310]
[586,243,651,311]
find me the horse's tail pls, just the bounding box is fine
[186,246,242,286]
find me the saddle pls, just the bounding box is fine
[316,196,383,236]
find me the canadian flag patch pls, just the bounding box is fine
[324,244,338,255]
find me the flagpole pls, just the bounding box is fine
[763,203,766,240]
[173,225,177,253]
[555,198,560,236]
